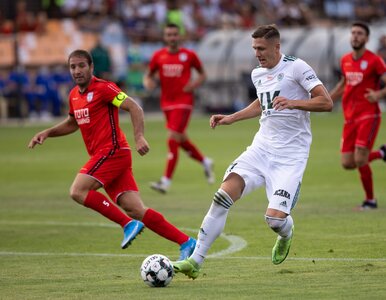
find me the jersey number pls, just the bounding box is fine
[259,90,280,110]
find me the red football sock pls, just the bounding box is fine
[180,139,204,162]
[142,208,189,245]
[358,164,374,200]
[369,150,382,162]
[165,138,179,179]
[84,190,131,227]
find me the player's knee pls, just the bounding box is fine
[69,186,86,204]
[265,215,287,233]
[342,161,356,170]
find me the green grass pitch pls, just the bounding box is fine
[1,111,386,299]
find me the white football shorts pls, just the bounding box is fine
[222,146,308,214]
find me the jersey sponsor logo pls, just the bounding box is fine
[274,189,291,199]
[305,74,317,81]
[279,200,288,207]
[162,64,183,77]
[179,52,188,62]
[360,60,368,70]
[74,108,90,125]
[346,72,363,86]
[87,92,94,102]
[72,97,78,101]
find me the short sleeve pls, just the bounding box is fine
[293,59,323,93]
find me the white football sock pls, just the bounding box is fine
[191,189,233,265]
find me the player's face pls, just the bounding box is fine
[164,27,180,50]
[69,56,93,89]
[252,37,281,69]
[350,26,368,51]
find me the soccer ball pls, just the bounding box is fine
[140,254,174,287]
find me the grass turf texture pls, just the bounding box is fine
[1,112,386,299]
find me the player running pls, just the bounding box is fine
[28,49,195,260]
[173,24,333,279]
[143,23,214,194]
[330,21,386,210]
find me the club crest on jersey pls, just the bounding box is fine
[278,73,284,81]
[179,53,188,62]
[87,92,94,102]
[360,60,368,70]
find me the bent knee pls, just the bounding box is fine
[265,215,286,232]
[69,186,87,204]
[342,162,356,170]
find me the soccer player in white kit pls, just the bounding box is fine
[173,24,333,279]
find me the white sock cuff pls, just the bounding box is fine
[213,188,234,209]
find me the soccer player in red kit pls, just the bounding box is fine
[330,21,386,210]
[143,23,214,194]
[28,50,196,259]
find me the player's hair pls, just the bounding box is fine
[68,49,93,66]
[252,24,280,40]
[351,21,370,36]
[165,23,180,31]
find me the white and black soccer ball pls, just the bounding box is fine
[140,254,174,287]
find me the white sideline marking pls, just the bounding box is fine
[0,251,385,262]
[0,221,247,258]
[1,221,385,262]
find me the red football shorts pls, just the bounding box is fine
[163,108,192,134]
[341,116,381,153]
[79,148,138,202]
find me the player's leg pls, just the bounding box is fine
[265,156,306,265]
[117,191,195,259]
[69,173,137,245]
[173,150,262,279]
[75,149,143,248]
[174,109,215,184]
[173,173,244,279]
[354,117,381,209]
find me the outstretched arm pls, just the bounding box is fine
[28,115,79,149]
[119,97,150,156]
[210,99,262,129]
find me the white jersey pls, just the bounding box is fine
[250,54,322,158]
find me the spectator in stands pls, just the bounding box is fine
[90,37,112,80]
[36,65,62,118]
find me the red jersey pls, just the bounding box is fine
[341,49,386,121]
[68,77,129,156]
[149,47,204,110]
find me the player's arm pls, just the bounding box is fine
[364,73,386,102]
[210,98,262,129]
[28,115,79,149]
[183,67,206,93]
[112,92,150,156]
[329,76,345,101]
[273,84,333,112]
[143,68,157,91]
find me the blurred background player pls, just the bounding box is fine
[330,21,386,210]
[173,24,333,279]
[28,50,196,260]
[143,23,214,194]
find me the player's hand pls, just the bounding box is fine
[272,96,293,111]
[135,136,150,156]
[182,82,194,93]
[364,88,379,103]
[28,132,48,149]
[210,114,232,129]
[143,77,157,91]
